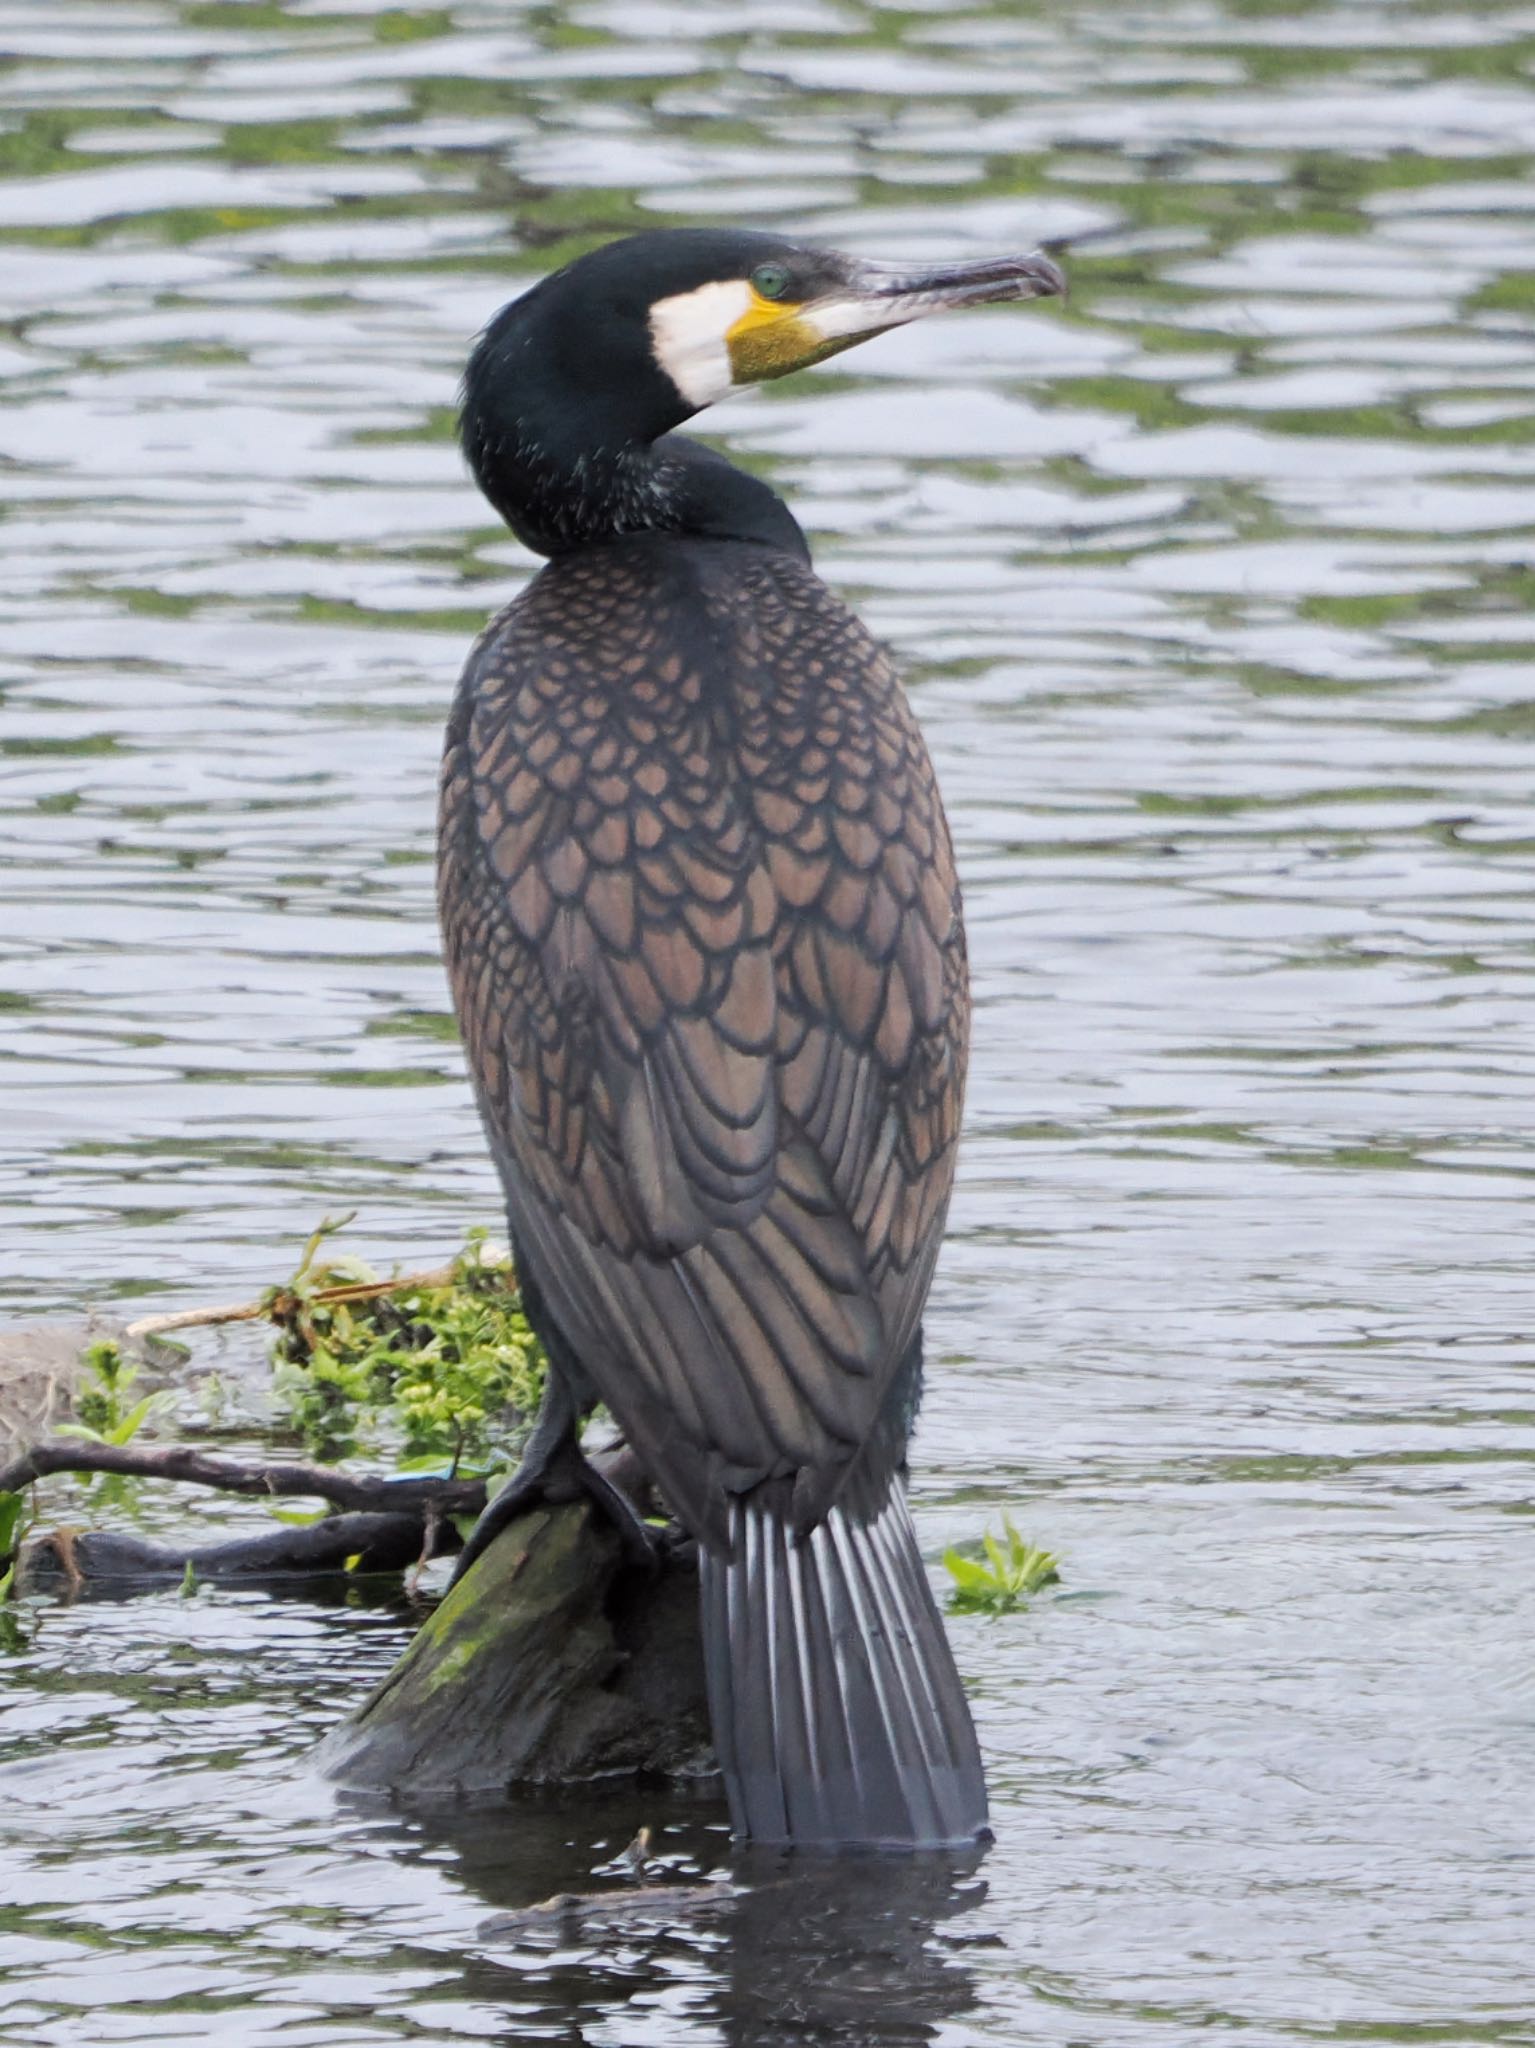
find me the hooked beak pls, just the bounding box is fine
[726,248,1067,385]
[844,249,1068,320]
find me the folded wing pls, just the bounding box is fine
[438,547,967,1543]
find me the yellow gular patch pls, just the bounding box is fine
[726,287,865,384]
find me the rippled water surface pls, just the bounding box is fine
[3,0,1535,2041]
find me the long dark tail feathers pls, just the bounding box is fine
[698,1469,990,1849]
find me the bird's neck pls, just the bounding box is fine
[463,411,809,562]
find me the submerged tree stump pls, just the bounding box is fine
[316,1500,717,1795]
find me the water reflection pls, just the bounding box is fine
[712,1851,987,2048]
[427,1802,991,2048]
[292,1784,992,2046]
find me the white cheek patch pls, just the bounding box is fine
[648,278,753,409]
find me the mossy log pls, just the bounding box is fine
[316,1500,717,1795]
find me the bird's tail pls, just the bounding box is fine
[698,1464,990,1848]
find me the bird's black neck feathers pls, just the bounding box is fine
[464,415,808,563]
[461,284,807,563]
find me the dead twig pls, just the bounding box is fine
[123,1263,460,1341]
[478,1880,739,1940]
[0,1439,487,1517]
[47,1525,85,1596]
[409,1500,444,1597]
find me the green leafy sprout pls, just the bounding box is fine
[943,1514,1060,1616]
[55,1340,173,1447]
[1,1343,164,1603]
[0,1489,28,1604]
[269,1220,546,1472]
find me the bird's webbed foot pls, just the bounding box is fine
[448,1371,660,1589]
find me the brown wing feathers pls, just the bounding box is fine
[438,542,967,1542]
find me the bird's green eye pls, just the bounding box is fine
[750,262,792,302]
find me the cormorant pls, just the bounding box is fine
[438,227,1065,1848]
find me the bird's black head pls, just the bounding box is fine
[461,227,1065,558]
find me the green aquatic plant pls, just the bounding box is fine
[0,1489,27,1602]
[943,1516,1060,1616]
[56,1340,173,1448]
[269,1220,546,1471]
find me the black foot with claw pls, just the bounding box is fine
[448,1369,659,1589]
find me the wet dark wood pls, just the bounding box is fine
[16,1512,451,1591]
[317,1499,715,1794]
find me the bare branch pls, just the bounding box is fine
[0,1438,487,1517]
